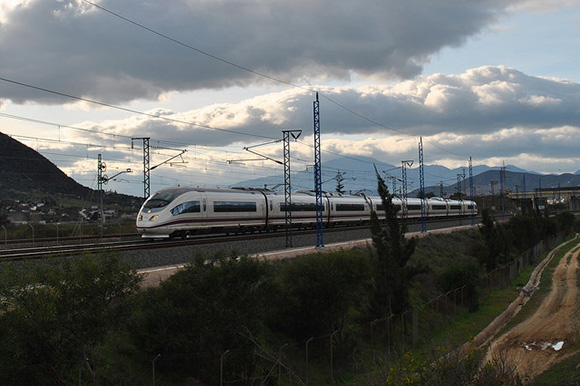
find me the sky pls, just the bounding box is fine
[0,0,579,198]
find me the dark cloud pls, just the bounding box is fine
[102,66,578,147]
[0,0,511,104]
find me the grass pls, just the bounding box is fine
[518,237,580,385]
[357,235,580,385]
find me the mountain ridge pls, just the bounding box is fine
[2,132,579,200]
[0,131,92,197]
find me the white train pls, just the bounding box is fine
[136,186,477,239]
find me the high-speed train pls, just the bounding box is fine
[136,186,477,239]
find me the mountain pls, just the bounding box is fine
[232,155,580,198]
[0,131,93,197]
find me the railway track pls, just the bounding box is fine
[0,216,479,261]
[0,225,363,260]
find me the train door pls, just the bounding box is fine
[201,193,208,228]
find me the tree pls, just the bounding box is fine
[477,209,512,272]
[0,254,142,384]
[272,250,371,339]
[129,251,275,384]
[368,167,421,318]
[336,170,345,195]
[0,201,9,226]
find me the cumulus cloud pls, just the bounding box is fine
[0,0,513,104]
[49,65,578,186]
[71,66,580,146]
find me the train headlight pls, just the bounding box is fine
[149,215,159,222]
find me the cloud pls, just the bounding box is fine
[69,65,579,147]
[0,0,512,104]
[509,0,580,12]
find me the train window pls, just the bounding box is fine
[432,205,447,210]
[171,201,201,216]
[336,203,365,211]
[376,204,401,211]
[467,205,474,210]
[214,201,257,212]
[407,205,421,210]
[143,191,177,209]
[450,205,461,210]
[280,203,324,211]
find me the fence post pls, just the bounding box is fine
[412,311,418,347]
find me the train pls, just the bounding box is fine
[136,186,477,239]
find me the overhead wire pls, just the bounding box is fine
[0,0,475,196]
[0,76,278,142]
[79,0,471,161]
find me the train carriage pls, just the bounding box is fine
[136,186,477,239]
[329,194,372,225]
[267,190,330,229]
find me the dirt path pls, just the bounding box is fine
[484,239,580,380]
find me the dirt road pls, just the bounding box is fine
[484,239,580,380]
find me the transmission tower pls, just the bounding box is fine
[401,160,413,221]
[418,137,426,233]
[282,130,301,248]
[97,154,131,238]
[313,93,324,248]
[132,137,150,199]
[98,154,106,238]
[523,174,527,213]
[469,156,475,225]
[500,163,505,220]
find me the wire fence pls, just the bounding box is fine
[3,234,563,385]
[143,235,560,385]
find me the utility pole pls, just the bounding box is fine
[523,174,527,213]
[500,163,505,220]
[98,154,106,239]
[313,93,324,248]
[401,160,413,222]
[418,137,426,233]
[469,157,475,225]
[132,137,150,199]
[282,130,302,248]
[97,154,131,238]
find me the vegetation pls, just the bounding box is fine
[367,168,422,319]
[0,254,142,385]
[0,193,576,383]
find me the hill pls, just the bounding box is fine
[0,132,140,212]
[0,131,92,197]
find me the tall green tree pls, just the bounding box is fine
[335,170,346,195]
[368,167,420,318]
[0,254,142,384]
[477,209,512,271]
[0,201,9,226]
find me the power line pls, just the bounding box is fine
[0,76,278,142]
[80,0,470,160]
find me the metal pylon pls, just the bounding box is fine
[401,160,413,222]
[132,137,150,199]
[282,130,301,248]
[313,93,324,248]
[469,156,475,225]
[418,137,426,233]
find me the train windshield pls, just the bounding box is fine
[143,191,179,209]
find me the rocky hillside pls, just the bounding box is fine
[0,131,93,197]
